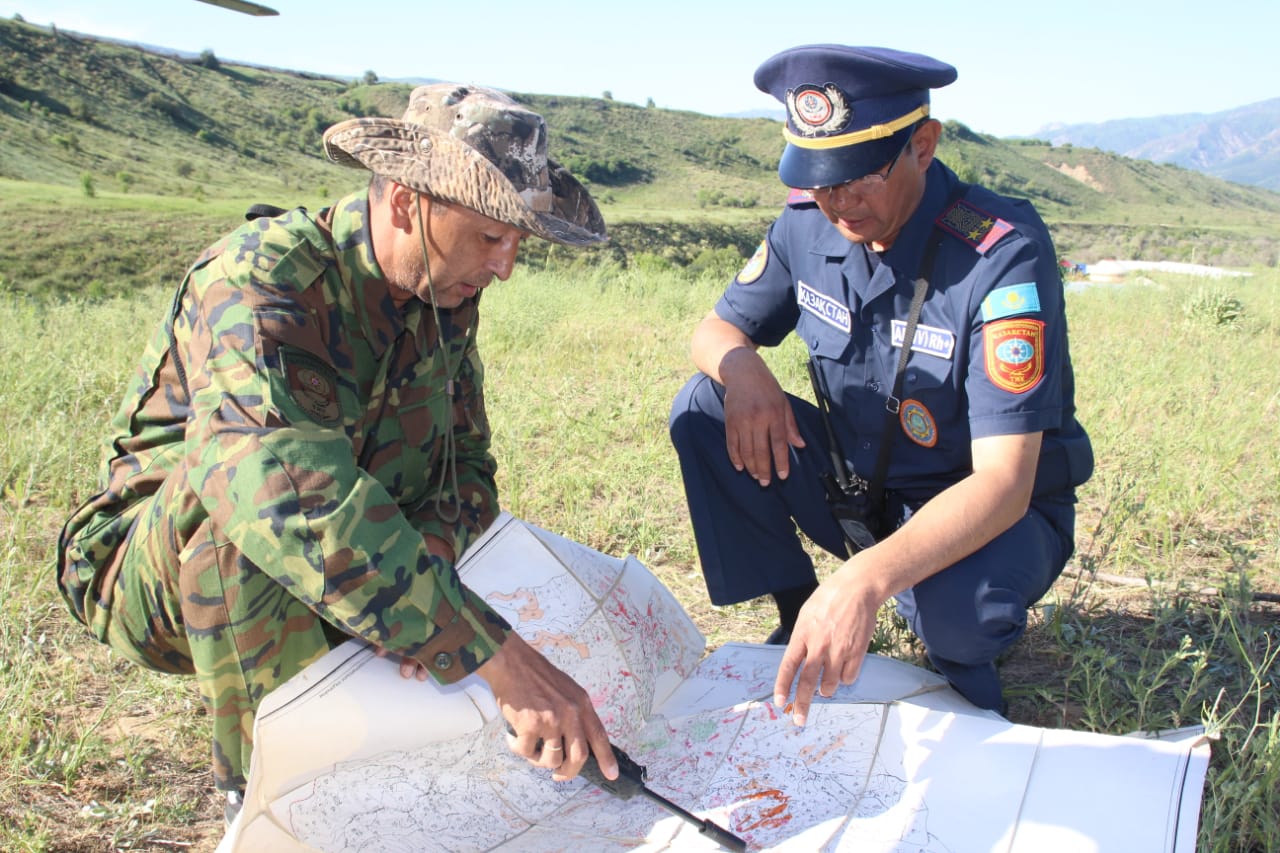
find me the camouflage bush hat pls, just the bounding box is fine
[323,84,606,246]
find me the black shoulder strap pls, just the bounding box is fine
[244,202,296,219]
[866,182,970,514]
[244,203,290,221]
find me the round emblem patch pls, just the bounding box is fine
[737,240,768,285]
[786,84,852,136]
[792,86,833,126]
[900,399,938,448]
[297,367,331,397]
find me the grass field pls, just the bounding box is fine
[1,265,1277,851]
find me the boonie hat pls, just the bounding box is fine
[323,84,606,246]
[754,45,957,189]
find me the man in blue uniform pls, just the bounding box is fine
[669,45,1092,724]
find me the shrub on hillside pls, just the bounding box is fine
[1183,288,1245,327]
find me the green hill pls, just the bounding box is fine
[2,15,1278,297]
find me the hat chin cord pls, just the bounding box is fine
[413,196,465,525]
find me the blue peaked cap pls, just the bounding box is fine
[754,45,958,189]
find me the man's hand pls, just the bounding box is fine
[772,431,1045,725]
[719,347,804,486]
[773,560,884,726]
[476,633,619,783]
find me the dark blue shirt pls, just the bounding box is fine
[715,160,1090,504]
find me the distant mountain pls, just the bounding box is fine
[721,108,786,121]
[1033,98,1280,191]
[2,15,1278,281]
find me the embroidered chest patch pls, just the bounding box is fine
[983,318,1045,394]
[891,320,955,359]
[279,345,342,427]
[797,280,851,333]
[900,399,938,447]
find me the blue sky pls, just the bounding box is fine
[5,0,1276,137]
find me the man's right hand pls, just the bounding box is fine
[718,347,805,486]
[475,633,619,783]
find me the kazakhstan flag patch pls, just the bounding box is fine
[981,282,1040,322]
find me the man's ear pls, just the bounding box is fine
[911,119,942,170]
[386,182,419,231]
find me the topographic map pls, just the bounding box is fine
[219,514,1209,853]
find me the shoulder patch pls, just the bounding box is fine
[936,198,1014,254]
[736,240,768,285]
[982,318,1045,394]
[231,214,328,295]
[981,282,1041,321]
[279,345,342,427]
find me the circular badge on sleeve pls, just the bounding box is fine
[900,399,938,448]
[736,240,768,285]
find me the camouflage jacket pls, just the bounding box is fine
[56,190,511,681]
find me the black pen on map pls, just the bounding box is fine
[506,724,749,851]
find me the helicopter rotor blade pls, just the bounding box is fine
[192,0,279,16]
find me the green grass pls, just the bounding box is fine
[2,266,1276,851]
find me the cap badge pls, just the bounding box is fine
[786,84,851,137]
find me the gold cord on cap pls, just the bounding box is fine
[783,105,930,150]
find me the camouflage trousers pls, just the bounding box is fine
[93,464,334,792]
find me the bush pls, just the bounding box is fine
[142,92,184,122]
[68,97,92,123]
[1182,288,1245,327]
[686,246,745,278]
[563,155,647,186]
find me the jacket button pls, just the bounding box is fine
[433,652,453,670]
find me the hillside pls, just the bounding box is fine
[2,15,1279,292]
[1034,98,1280,192]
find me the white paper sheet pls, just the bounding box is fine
[219,514,1210,853]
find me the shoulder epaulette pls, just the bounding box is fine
[936,198,1014,255]
[786,187,818,208]
[195,210,326,293]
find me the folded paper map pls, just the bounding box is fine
[219,513,1209,852]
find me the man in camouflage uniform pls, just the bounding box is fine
[54,84,618,810]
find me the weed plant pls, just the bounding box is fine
[1,269,1276,851]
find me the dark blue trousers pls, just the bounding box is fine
[669,373,1076,710]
